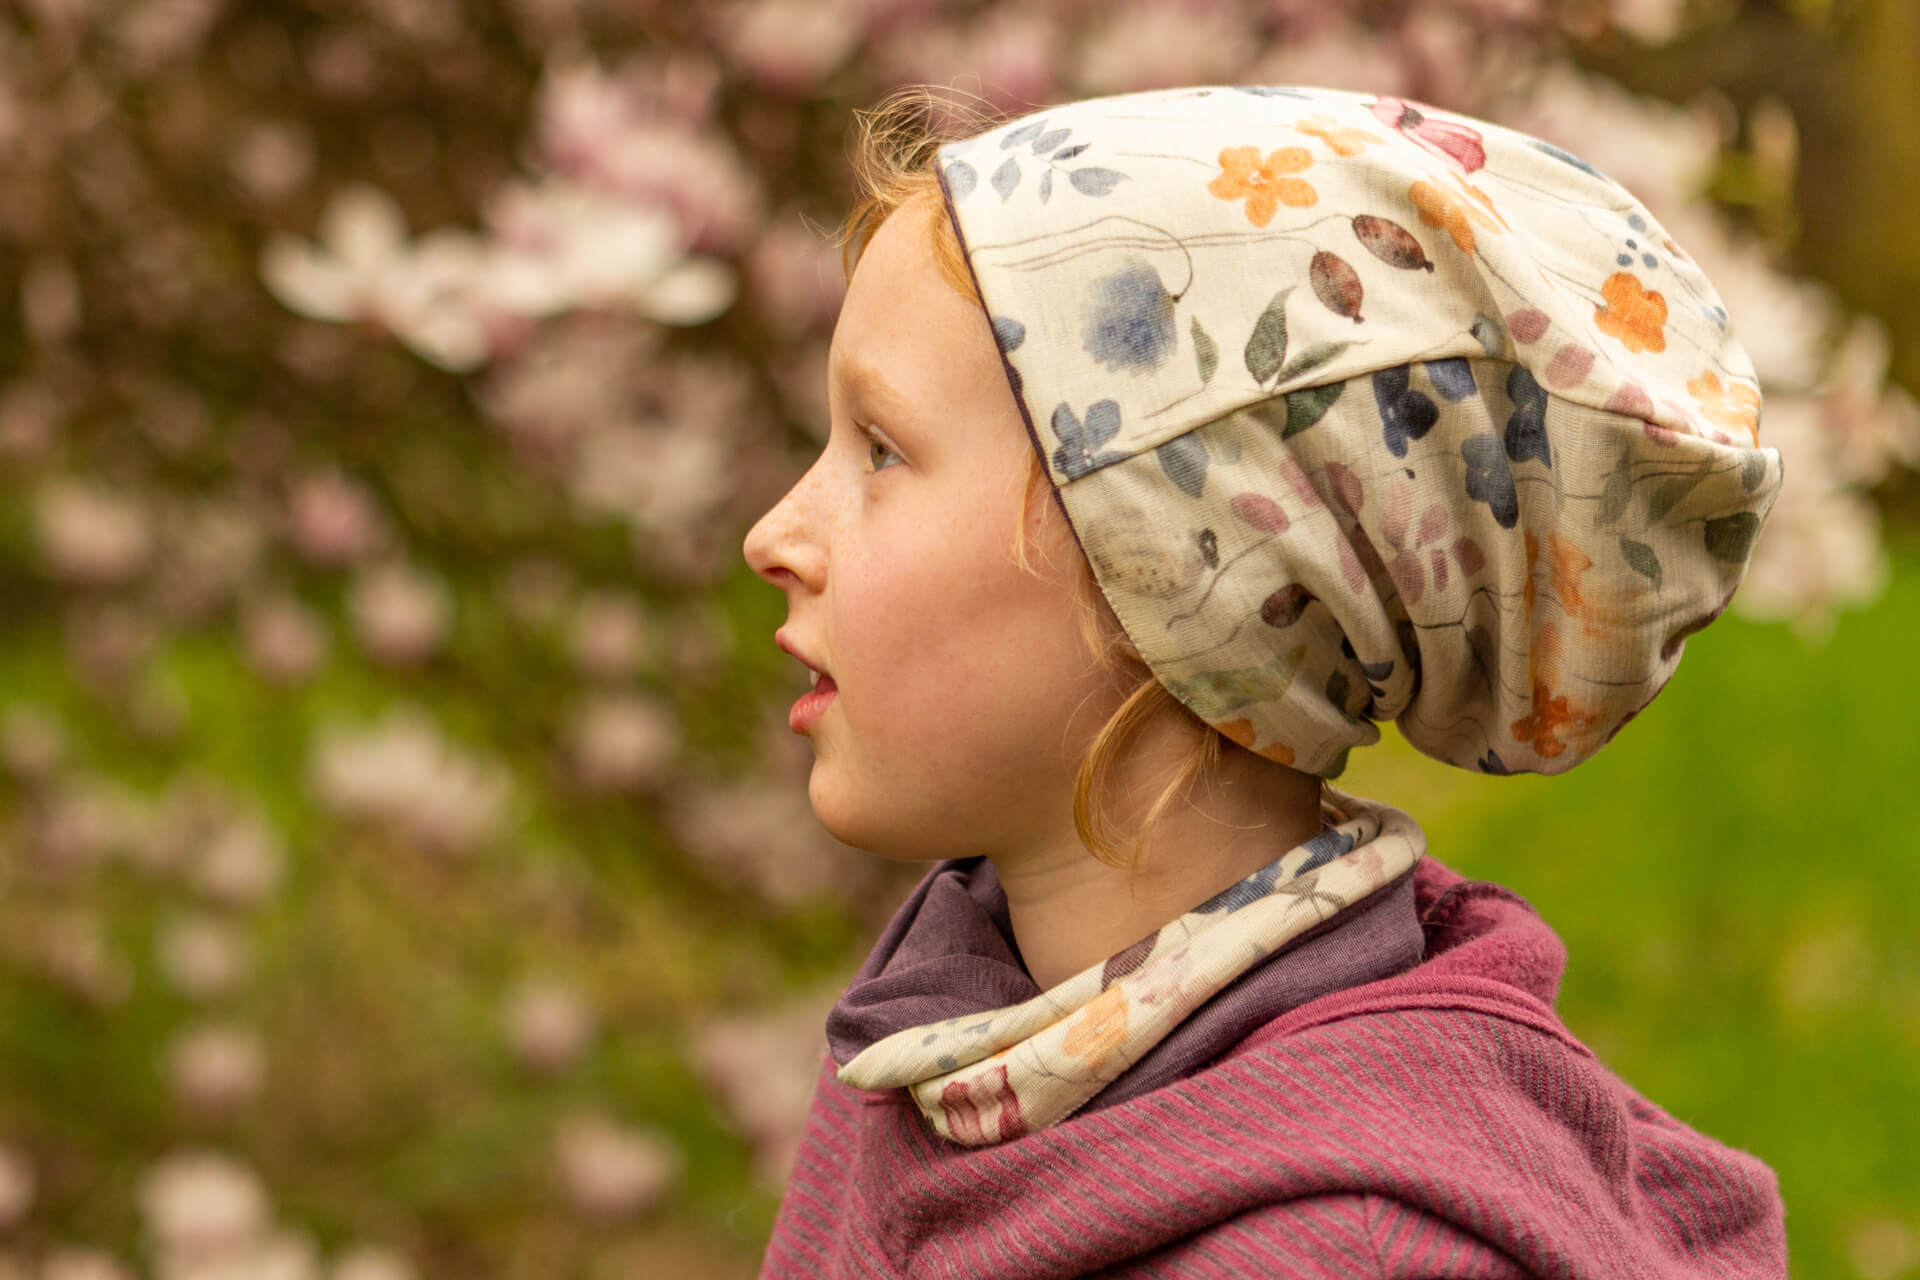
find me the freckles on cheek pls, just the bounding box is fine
[840,519,1038,742]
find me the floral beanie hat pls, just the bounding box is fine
[934,84,1782,778]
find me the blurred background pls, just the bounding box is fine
[0,0,1914,1276]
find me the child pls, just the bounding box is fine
[744,85,1786,1278]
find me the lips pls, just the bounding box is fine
[776,630,838,734]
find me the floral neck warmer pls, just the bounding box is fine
[836,786,1425,1145]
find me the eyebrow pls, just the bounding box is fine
[829,356,905,410]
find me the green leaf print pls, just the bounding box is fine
[1282,382,1345,438]
[1167,644,1308,719]
[1704,511,1762,562]
[1620,537,1662,588]
[1192,317,1218,385]
[1244,289,1293,384]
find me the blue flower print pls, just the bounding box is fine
[1194,860,1285,915]
[943,156,977,200]
[1296,825,1358,874]
[1531,139,1602,178]
[1082,258,1177,374]
[1051,400,1126,479]
[1426,357,1477,401]
[1374,364,1439,458]
[991,315,1026,353]
[1504,366,1552,467]
[1461,432,1519,529]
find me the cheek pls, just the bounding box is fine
[835,505,1093,765]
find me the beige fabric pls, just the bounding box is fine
[838,787,1423,1145]
[936,85,1782,776]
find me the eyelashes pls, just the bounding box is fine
[859,424,902,473]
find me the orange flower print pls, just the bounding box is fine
[1510,679,1596,760]
[1209,145,1317,227]
[1217,718,1295,765]
[1594,272,1668,354]
[1062,985,1130,1072]
[1218,718,1257,750]
[1296,114,1382,157]
[1546,534,1594,621]
[1686,370,1761,442]
[1255,739,1296,766]
[1408,174,1503,253]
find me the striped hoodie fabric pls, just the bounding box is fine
[759,857,1787,1278]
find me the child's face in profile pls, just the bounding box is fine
[743,203,1122,863]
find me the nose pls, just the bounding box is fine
[743,461,827,593]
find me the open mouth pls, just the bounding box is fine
[790,673,838,733]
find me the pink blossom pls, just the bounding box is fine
[688,989,838,1190]
[192,813,285,908]
[111,0,224,79]
[0,1144,32,1230]
[226,119,314,203]
[552,1111,681,1218]
[1240,20,1414,98]
[565,693,679,791]
[477,317,662,453]
[567,591,655,680]
[1816,315,1920,486]
[1730,395,1888,638]
[167,1022,266,1114]
[504,976,597,1073]
[38,906,131,1006]
[713,0,866,95]
[36,481,153,584]
[533,58,762,250]
[310,709,512,855]
[746,218,847,337]
[349,561,450,666]
[287,471,385,566]
[668,777,873,906]
[587,120,762,255]
[41,1249,134,1280]
[136,1149,271,1263]
[34,775,148,873]
[241,595,330,683]
[156,913,248,999]
[1069,0,1254,93]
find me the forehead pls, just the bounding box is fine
[827,206,993,404]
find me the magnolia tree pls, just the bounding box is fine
[0,0,1912,1274]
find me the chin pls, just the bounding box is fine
[806,770,954,866]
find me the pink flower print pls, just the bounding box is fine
[939,1063,1027,1145]
[1380,483,1453,606]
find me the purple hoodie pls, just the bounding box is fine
[761,855,1787,1278]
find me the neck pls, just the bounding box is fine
[989,726,1326,991]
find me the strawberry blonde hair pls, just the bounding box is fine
[833,87,1231,871]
